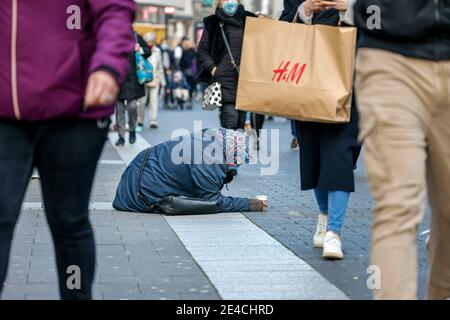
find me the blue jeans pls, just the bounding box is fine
[313,189,350,234]
[290,120,298,139]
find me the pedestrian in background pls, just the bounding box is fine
[169,71,192,110]
[0,0,135,299]
[354,0,450,300]
[160,40,176,109]
[197,0,256,130]
[180,39,199,109]
[174,39,185,70]
[281,0,360,260]
[115,32,151,146]
[136,32,166,131]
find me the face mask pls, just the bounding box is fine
[222,0,239,16]
[161,43,169,50]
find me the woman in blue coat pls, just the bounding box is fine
[113,128,267,213]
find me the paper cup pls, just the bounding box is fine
[255,195,268,202]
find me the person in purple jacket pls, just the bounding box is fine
[0,0,135,299]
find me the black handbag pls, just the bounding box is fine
[156,196,220,216]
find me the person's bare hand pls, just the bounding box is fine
[84,70,119,110]
[249,199,269,212]
[303,0,324,16]
[255,11,270,19]
[320,0,348,11]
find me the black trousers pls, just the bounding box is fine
[220,104,246,130]
[250,113,265,136]
[0,118,108,299]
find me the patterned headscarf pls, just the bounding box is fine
[214,127,250,166]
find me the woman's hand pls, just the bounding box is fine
[303,0,324,16]
[83,70,119,109]
[319,0,348,11]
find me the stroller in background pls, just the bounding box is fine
[167,71,192,110]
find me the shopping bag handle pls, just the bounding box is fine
[292,11,300,23]
[219,22,239,75]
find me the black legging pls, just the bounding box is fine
[250,113,265,137]
[185,75,197,100]
[0,119,108,300]
[220,104,246,130]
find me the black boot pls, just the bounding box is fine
[129,131,136,144]
[115,136,125,146]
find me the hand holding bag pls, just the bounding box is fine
[135,35,154,85]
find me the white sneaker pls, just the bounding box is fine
[313,213,328,248]
[322,231,344,260]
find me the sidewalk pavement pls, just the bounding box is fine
[1,103,430,300]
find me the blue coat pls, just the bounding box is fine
[113,131,250,213]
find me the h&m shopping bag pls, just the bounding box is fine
[236,17,357,123]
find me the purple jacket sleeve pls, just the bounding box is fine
[87,0,136,84]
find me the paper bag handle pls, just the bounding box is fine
[292,10,300,23]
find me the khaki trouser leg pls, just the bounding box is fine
[149,87,159,125]
[355,49,436,299]
[426,61,450,299]
[137,87,150,124]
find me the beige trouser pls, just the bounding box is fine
[355,48,450,300]
[137,86,159,125]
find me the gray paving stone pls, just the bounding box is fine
[28,270,58,284]
[4,273,28,284]
[94,283,140,296]
[98,275,141,284]
[97,265,134,276]
[132,264,169,276]
[0,291,26,300]
[139,291,181,300]
[179,292,221,300]
[3,283,59,299]
[9,256,31,269]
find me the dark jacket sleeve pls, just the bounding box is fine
[136,33,151,59]
[312,8,340,26]
[197,28,216,74]
[280,0,304,22]
[190,165,250,213]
